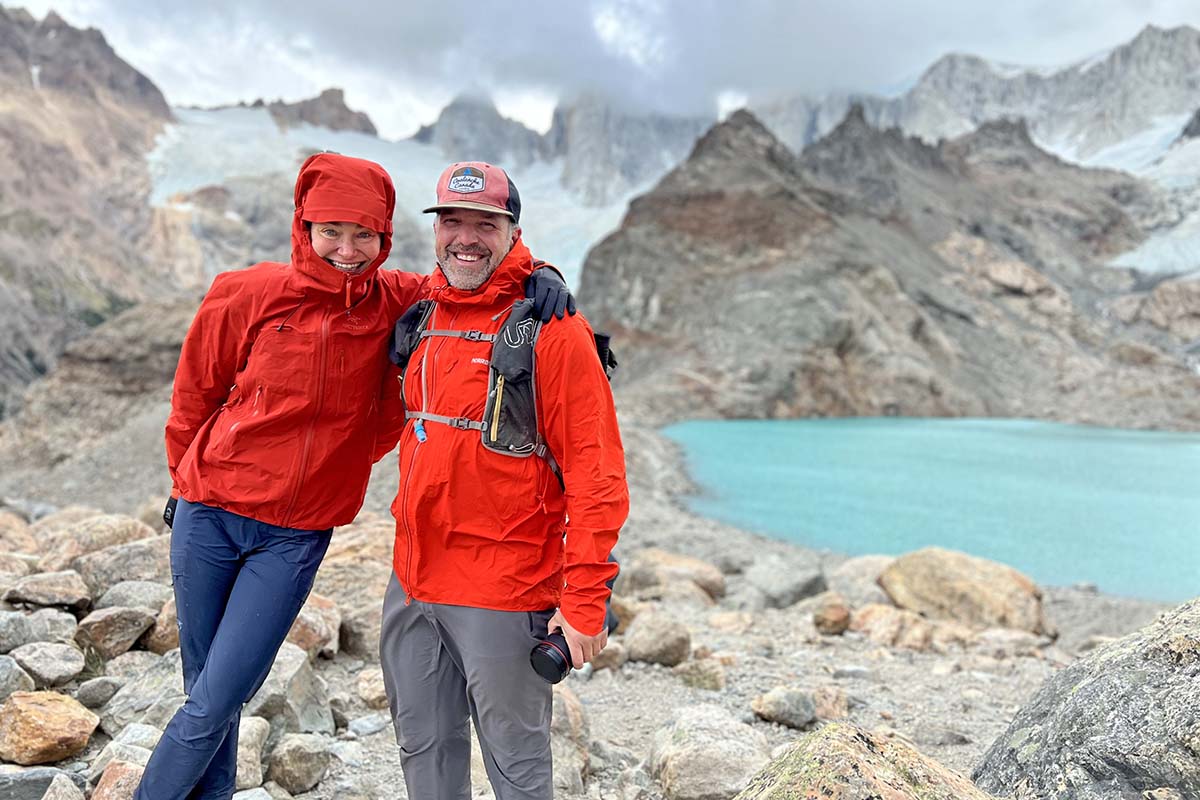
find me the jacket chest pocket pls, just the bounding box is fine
[244,325,320,402]
[334,345,384,412]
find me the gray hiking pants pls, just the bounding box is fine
[379,574,554,800]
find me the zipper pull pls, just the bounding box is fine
[415,420,427,443]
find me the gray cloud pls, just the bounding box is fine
[17,0,1200,136]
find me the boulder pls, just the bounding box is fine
[878,547,1050,634]
[734,723,995,799]
[973,597,1200,799]
[0,510,37,554]
[624,610,691,666]
[38,515,157,573]
[621,548,726,599]
[354,667,389,710]
[0,553,32,577]
[338,603,383,659]
[75,676,125,708]
[649,704,771,800]
[0,768,87,800]
[813,591,852,635]
[245,642,334,734]
[39,772,87,800]
[286,593,340,660]
[0,610,34,653]
[87,743,153,784]
[72,536,171,597]
[672,658,727,690]
[266,733,330,794]
[743,556,826,608]
[0,654,35,702]
[28,507,105,540]
[0,691,99,765]
[235,716,271,790]
[139,596,179,655]
[826,556,894,608]
[104,650,162,680]
[27,609,78,645]
[752,686,817,729]
[91,759,145,800]
[9,642,85,687]
[96,581,173,612]
[592,639,628,671]
[813,686,849,720]
[75,607,156,660]
[551,684,590,795]
[99,649,185,736]
[3,571,91,612]
[850,603,975,652]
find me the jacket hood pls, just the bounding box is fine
[431,236,533,307]
[291,152,395,297]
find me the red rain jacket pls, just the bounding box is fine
[166,153,426,530]
[391,238,629,635]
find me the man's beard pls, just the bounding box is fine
[438,246,507,291]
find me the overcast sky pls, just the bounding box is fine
[18,0,1200,138]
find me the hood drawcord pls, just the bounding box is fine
[345,279,352,310]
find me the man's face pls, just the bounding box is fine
[310,221,381,275]
[434,209,519,291]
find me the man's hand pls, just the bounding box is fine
[525,267,577,323]
[547,609,607,669]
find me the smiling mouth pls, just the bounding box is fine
[448,250,487,264]
[326,258,366,273]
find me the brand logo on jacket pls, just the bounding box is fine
[503,318,536,348]
[448,167,485,194]
[342,314,370,331]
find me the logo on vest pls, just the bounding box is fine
[503,318,536,348]
[447,166,485,194]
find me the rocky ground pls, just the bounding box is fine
[0,419,1181,800]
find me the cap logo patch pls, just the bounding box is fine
[447,166,485,194]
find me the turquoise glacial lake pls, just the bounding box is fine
[661,418,1200,602]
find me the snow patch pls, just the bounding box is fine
[1078,115,1193,175]
[29,65,40,90]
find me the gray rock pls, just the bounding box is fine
[347,712,390,738]
[245,642,334,734]
[3,571,91,611]
[99,648,185,736]
[751,686,817,729]
[0,610,34,653]
[87,742,153,783]
[973,597,1200,799]
[39,515,158,573]
[266,733,331,794]
[913,721,971,746]
[235,716,271,790]
[74,676,125,708]
[833,665,874,681]
[27,608,78,644]
[72,535,171,596]
[104,650,162,679]
[75,606,156,660]
[96,580,172,612]
[649,704,771,800]
[623,611,691,666]
[0,767,87,800]
[39,772,86,800]
[9,641,85,687]
[0,654,35,701]
[262,781,294,799]
[827,554,895,608]
[232,789,273,800]
[744,557,826,609]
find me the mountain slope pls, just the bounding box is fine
[578,110,1200,430]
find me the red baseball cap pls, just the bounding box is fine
[423,161,521,222]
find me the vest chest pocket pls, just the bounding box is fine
[484,337,538,455]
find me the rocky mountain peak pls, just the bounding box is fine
[686,109,796,173]
[411,93,542,167]
[266,88,376,135]
[802,103,947,185]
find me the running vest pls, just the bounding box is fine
[389,298,616,486]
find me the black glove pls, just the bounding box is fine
[163,497,178,529]
[525,266,577,323]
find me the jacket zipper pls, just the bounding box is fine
[282,307,332,527]
[490,375,504,442]
[400,304,436,602]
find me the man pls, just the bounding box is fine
[379,162,629,799]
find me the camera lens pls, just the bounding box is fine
[530,634,571,683]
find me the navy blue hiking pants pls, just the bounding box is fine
[134,499,331,800]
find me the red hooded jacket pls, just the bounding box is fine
[166,153,426,530]
[391,238,629,635]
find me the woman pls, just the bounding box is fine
[135,152,570,800]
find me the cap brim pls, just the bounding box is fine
[423,201,516,220]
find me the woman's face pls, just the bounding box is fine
[310,221,382,275]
